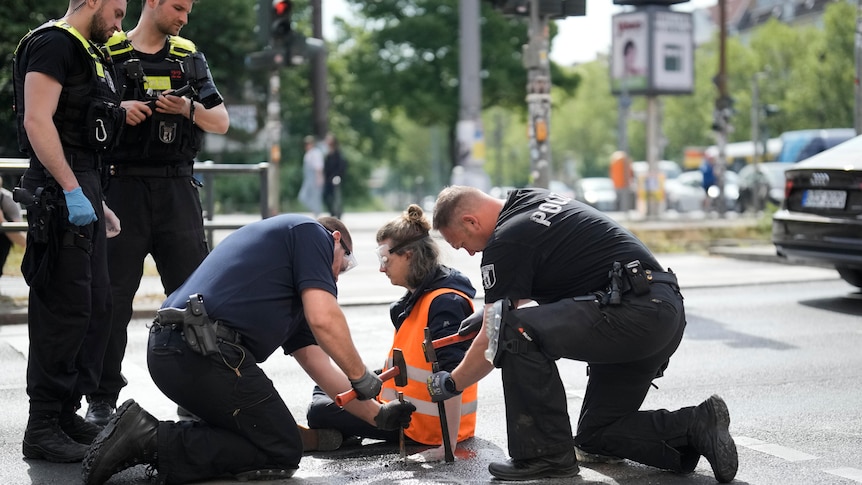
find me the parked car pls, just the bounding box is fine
[735,162,790,212]
[631,160,683,181]
[776,128,855,163]
[549,180,577,200]
[772,134,862,289]
[665,170,739,212]
[574,177,617,211]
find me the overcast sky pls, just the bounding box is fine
[322,0,717,65]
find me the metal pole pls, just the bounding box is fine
[455,0,489,190]
[525,0,551,189]
[311,0,328,139]
[715,0,728,217]
[646,96,660,218]
[266,71,281,216]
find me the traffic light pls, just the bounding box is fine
[271,0,293,45]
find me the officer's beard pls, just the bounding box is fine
[89,5,113,44]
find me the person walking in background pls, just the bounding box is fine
[428,186,737,483]
[82,215,415,485]
[12,0,127,463]
[323,133,347,219]
[0,176,27,277]
[306,204,477,461]
[85,0,229,428]
[701,150,717,212]
[299,135,324,216]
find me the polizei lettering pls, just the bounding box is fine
[530,194,570,227]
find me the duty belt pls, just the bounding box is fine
[625,269,678,290]
[109,164,194,178]
[66,151,101,172]
[152,315,242,346]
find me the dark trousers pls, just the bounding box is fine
[500,283,699,471]
[148,325,302,484]
[92,174,208,405]
[23,169,111,415]
[307,385,398,442]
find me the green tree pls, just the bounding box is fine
[0,0,69,157]
[340,0,579,175]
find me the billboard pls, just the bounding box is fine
[611,8,693,96]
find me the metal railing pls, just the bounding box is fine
[0,158,269,242]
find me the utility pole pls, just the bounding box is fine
[455,0,490,191]
[266,71,282,216]
[525,0,551,189]
[712,0,729,217]
[311,0,328,140]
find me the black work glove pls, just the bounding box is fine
[349,368,383,401]
[374,399,416,430]
[427,370,461,403]
[458,307,484,337]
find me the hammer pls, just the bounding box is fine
[335,348,408,407]
[422,328,455,462]
[430,329,479,350]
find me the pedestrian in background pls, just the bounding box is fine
[323,133,347,219]
[299,135,324,216]
[428,186,738,483]
[85,0,230,428]
[0,176,27,277]
[82,215,415,485]
[306,204,477,460]
[12,0,126,463]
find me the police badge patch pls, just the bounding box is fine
[158,121,178,143]
[481,264,496,289]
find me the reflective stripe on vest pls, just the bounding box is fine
[379,288,477,446]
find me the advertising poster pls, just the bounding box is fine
[611,11,649,94]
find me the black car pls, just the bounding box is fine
[772,135,862,289]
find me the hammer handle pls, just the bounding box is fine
[335,366,400,407]
[432,330,479,350]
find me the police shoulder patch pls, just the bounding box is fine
[481,264,496,290]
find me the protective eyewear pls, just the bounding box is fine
[375,244,391,268]
[337,236,358,273]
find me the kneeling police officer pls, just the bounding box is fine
[428,186,738,483]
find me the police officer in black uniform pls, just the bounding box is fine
[84,0,229,426]
[12,0,127,463]
[427,186,738,483]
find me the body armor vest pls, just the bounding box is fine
[13,21,125,157]
[103,32,204,164]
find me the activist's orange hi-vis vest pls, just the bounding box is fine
[379,288,478,445]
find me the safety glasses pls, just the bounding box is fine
[339,238,358,273]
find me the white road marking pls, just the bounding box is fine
[824,468,862,483]
[735,436,817,461]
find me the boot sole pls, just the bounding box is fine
[706,395,738,483]
[299,425,342,452]
[23,440,87,463]
[81,399,139,485]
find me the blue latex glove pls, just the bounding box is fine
[63,187,97,226]
[427,370,461,403]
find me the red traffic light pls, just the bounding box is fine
[273,0,291,17]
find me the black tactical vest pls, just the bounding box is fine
[13,21,125,157]
[103,32,204,164]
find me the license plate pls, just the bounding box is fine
[802,189,847,209]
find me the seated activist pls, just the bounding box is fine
[305,204,478,461]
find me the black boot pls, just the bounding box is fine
[688,395,738,483]
[82,399,158,485]
[488,450,580,481]
[85,400,116,427]
[22,413,89,463]
[60,411,103,445]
